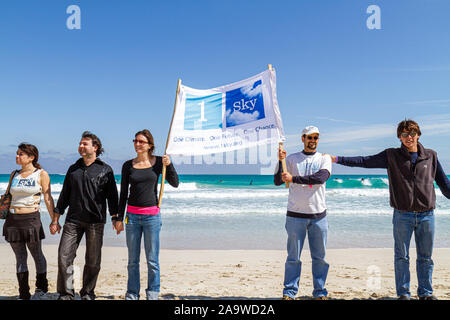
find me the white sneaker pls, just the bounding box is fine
[31,289,50,300]
[146,291,159,300]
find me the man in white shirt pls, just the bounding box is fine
[274,126,332,300]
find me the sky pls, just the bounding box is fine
[1,0,450,174]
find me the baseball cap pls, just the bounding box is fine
[302,126,320,136]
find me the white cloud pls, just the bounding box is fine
[283,113,450,148]
[240,82,262,99]
[404,99,450,107]
[226,109,260,126]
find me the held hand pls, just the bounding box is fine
[49,222,61,235]
[282,172,293,183]
[322,153,336,163]
[278,148,287,161]
[113,221,124,235]
[162,155,171,166]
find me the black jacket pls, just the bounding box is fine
[55,158,119,224]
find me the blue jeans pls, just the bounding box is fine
[125,212,162,300]
[283,215,329,298]
[393,209,435,298]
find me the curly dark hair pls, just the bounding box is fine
[81,131,104,156]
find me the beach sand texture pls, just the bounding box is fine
[0,245,449,300]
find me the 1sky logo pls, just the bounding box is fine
[184,93,222,130]
[226,80,265,127]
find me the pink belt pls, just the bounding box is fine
[127,205,160,215]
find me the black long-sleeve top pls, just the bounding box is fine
[55,158,119,224]
[118,156,179,221]
[337,151,450,198]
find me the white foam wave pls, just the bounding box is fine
[327,189,390,197]
[165,189,288,200]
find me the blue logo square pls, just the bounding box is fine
[225,80,265,127]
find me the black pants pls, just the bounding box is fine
[57,220,104,299]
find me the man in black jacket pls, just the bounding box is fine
[51,131,120,300]
[328,119,450,300]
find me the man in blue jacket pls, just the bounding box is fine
[328,119,450,300]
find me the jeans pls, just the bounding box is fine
[57,220,104,300]
[393,209,435,298]
[125,212,162,300]
[283,215,329,298]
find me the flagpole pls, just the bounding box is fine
[268,64,289,189]
[158,78,182,208]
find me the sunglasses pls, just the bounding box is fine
[133,139,149,145]
[400,132,418,138]
[306,136,319,140]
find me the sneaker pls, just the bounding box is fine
[31,289,49,300]
[146,291,159,300]
[125,292,139,300]
[282,295,294,300]
[419,295,438,300]
[398,295,410,300]
[314,296,328,300]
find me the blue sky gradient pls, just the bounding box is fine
[1,0,449,173]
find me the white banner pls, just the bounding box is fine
[166,69,285,156]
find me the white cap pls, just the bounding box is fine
[302,126,320,136]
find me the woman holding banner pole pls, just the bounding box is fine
[118,129,179,300]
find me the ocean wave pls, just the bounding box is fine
[165,189,288,200]
[152,206,450,217]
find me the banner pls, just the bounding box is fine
[166,69,285,156]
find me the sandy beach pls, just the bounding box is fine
[0,244,449,300]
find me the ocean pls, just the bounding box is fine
[1,174,450,249]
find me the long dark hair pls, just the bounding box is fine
[18,143,42,169]
[135,129,155,156]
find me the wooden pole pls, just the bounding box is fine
[158,78,182,208]
[279,142,290,188]
[268,64,289,188]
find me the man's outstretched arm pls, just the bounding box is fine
[330,150,388,169]
[435,159,450,199]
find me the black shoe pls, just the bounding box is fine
[81,294,95,300]
[57,295,75,300]
[398,295,410,300]
[419,295,438,300]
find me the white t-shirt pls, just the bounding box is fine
[280,151,332,214]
